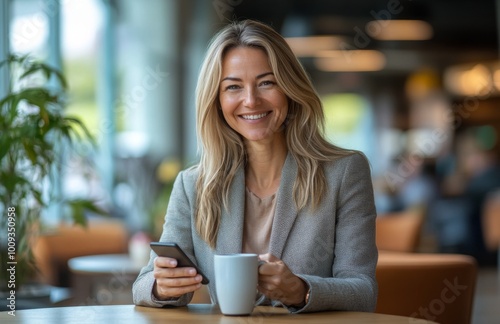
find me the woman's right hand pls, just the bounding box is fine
[152,256,203,300]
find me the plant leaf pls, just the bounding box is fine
[22,140,37,165]
[64,199,108,227]
[0,93,19,123]
[18,61,68,90]
[64,116,96,145]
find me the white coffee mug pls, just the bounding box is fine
[214,253,258,315]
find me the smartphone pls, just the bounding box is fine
[150,242,209,285]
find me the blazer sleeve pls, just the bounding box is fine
[287,152,378,313]
[132,170,196,307]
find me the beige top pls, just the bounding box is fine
[242,187,277,254]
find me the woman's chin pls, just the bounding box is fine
[242,131,284,144]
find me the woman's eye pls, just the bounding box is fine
[260,80,275,87]
[225,84,241,91]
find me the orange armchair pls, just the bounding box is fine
[376,208,425,253]
[376,251,477,324]
[33,218,129,287]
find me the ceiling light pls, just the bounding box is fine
[285,36,344,57]
[493,69,500,91]
[444,63,492,96]
[366,20,433,41]
[314,50,386,72]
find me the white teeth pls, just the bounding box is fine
[241,112,268,120]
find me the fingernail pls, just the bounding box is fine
[196,275,202,282]
[169,260,177,266]
[188,269,196,275]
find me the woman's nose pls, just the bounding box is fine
[243,87,259,108]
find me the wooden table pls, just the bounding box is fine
[0,304,437,323]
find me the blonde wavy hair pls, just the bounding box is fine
[195,19,349,248]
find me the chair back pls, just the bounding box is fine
[376,208,424,252]
[33,217,128,286]
[376,251,477,324]
[482,190,500,251]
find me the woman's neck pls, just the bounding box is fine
[244,137,287,198]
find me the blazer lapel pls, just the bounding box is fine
[214,154,299,259]
[268,153,299,259]
[215,165,246,254]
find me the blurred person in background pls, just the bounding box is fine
[432,126,500,265]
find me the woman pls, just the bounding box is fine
[133,19,378,313]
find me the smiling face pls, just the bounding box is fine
[218,46,288,144]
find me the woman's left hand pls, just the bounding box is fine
[258,253,308,306]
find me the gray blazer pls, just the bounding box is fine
[132,151,378,313]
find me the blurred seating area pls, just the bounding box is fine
[376,208,425,253]
[376,251,477,324]
[33,217,129,288]
[482,190,500,257]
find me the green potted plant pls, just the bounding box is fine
[0,54,105,298]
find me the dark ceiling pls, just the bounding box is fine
[230,0,499,74]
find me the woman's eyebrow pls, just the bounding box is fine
[221,76,241,82]
[256,72,274,79]
[221,72,274,82]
